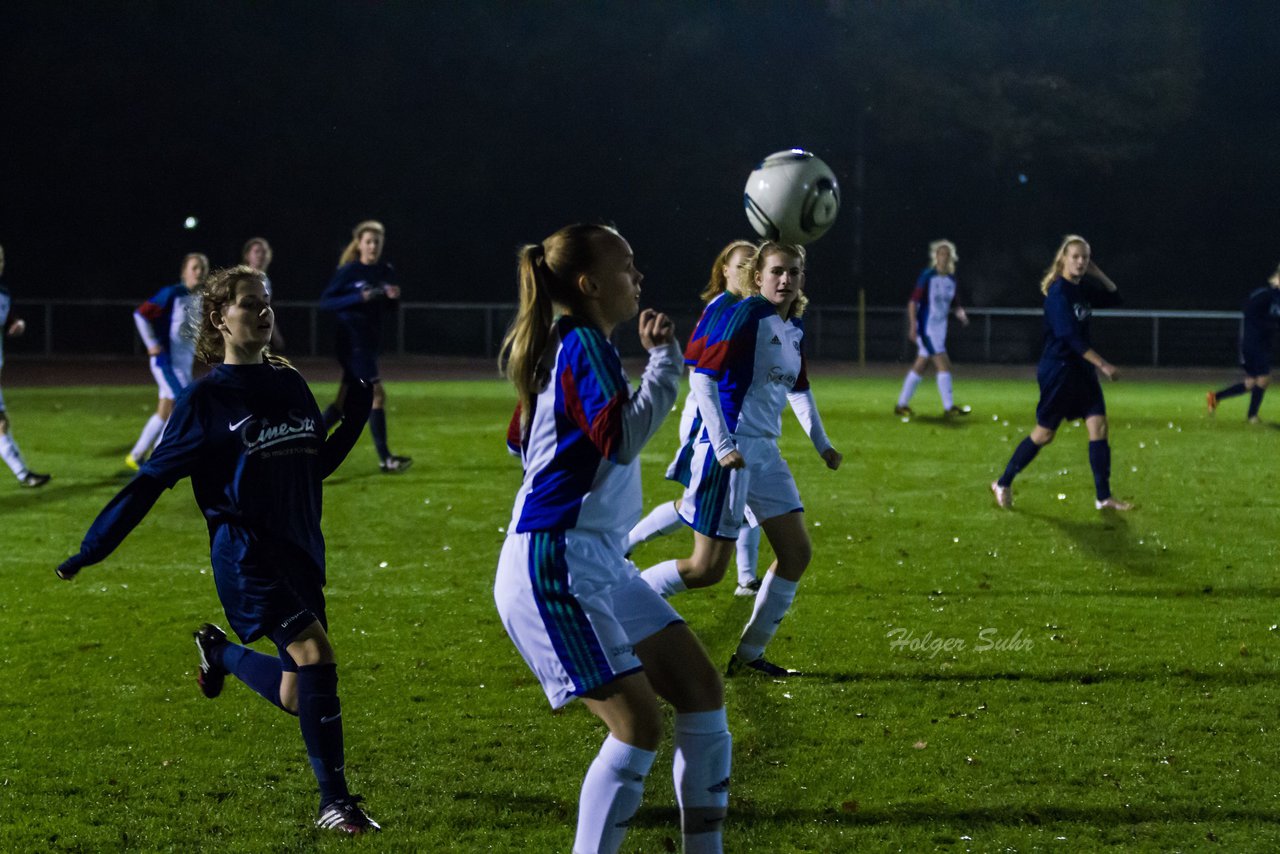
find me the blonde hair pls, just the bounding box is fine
[499,224,620,423]
[746,240,809,319]
[1040,234,1090,295]
[699,239,757,303]
[1270,262,1280,285]
[241,237,273,270]
[193,265,289,367]
[182,252,210,280]
[338,220,385,266]
[928,239,958,275]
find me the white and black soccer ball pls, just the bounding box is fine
[743,149,840,245]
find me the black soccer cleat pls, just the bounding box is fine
[193,623,229,699]
[725,653,797,678]
[317,795,381,835]
[379,455,413,474]
[20,471,51,488]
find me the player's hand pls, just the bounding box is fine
[638,309,675,349]
[383,284,401,300]
[7,318,25,337]
[1099,362,1119,381]
[717,449,745,470]
[56,554,86,581]
[147,344,163,357]
[956,308,970,327]
[907,329,917,344]
[821,447,843,471]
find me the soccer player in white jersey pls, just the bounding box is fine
[895,239,971,416]
[125,252,206,468]
[495,223,731,854]
[0,244,50,487]
[626,239,765,596]
[639,242,843,677]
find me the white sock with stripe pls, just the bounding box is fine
[0,433,29,479]
[937,371,954,409]
[897,371,922,408]
[130,414,165,461]
[574,735,655,854]
[641,559,687,598]
[626,501,683,553]
[735,525,761,586]
[736,572,797,662]
[674,708,731,854]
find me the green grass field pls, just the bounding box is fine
[2,373,1278,852]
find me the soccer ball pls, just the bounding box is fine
[743,149,840,245]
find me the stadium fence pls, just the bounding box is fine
[5,299,1265,368]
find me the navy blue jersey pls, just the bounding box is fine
[70,362,370,580]
[1039,277,1122,368]
[319,262,398,352]
[1242,285,1280,337]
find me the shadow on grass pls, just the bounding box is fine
[0,475,124,510]
[453,793,1280,829]
[791,667,1275,686]
[1016,508,1164,576]
[901,413,971,429]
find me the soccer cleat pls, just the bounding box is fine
[893,405,914,417]
[1248,416,1262,424]
[991,481,1012,509]
[20,472,51,488]
[945,405,972,416]
[1205,391,1218,415]
[725,653,796,677]
[124,453,141,471]
[734,578,762,597]
[1095,497,1135,511]
[193,623,229,699]
[379,455,413,474]
[316,795,381,834]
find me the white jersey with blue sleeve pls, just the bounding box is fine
[510,316,681,545]
[912,267,959,356]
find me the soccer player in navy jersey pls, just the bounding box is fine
[640,242,843,678]
[895,239,971,416]
[57,265,381,834]
[627,239,765,597]
[0,244,50,487]
[126,252,207,469]
[495,224,730,854]
[992,235,1133,511]
[1206,265,1280,423]
[319,220,410,473]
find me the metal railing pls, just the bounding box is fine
[3,298,1262,369]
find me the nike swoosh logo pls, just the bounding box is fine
[320,713,342,724]
[229,416,252,430]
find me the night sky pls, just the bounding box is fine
[2,2,1278,315]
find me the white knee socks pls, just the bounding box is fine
[574,734,656,854]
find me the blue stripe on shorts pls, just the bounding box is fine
[527,531,613,697]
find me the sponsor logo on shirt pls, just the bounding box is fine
[767,366,798,388]
[1073,302,1091,322]
[769,335,781,345]
[237,409,319,455]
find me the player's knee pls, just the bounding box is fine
[0,417,9,435]
[1258,376,1271,388]
[681,552,729,588]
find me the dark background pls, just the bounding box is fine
[1,1,1276,314]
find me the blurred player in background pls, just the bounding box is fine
[495,224,730,854]
[639,241,843,677]
[1206,265,1280,423]
[0,243,50,487]
[992,235,1132,511]
[895,239,970,416]
[319,220,411,473]
[57,265,380,835]
[125,252,206,469]
[241,237,285,351]
[627,238,764,596]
